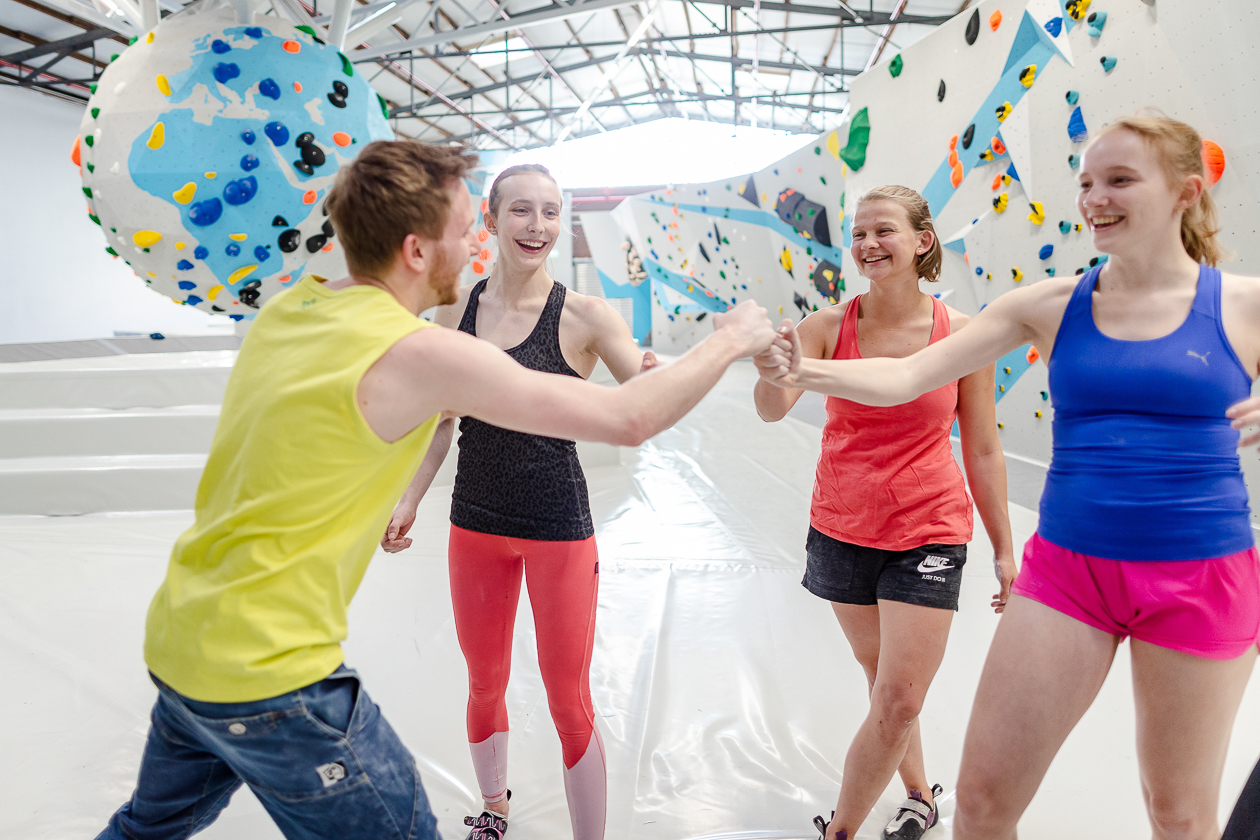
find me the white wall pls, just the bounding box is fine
[0,86,230,344]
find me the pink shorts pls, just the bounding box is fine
[1012,532,1260,660]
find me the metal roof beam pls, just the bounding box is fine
[1,26,115,63]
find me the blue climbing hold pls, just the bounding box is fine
[211,39,231,54]
[176,259,194,270]
[1068,154,1081,169]
[229,314,244,321]
[1087,11,1107,37]
[149,333,165,340]
[1039,244,1054,260]
[254,245,270,262]
[178,280,196,290]
[194,245,209,259]
[244,26,262,37]
[1100,56,1117,72]
[264,121,289,146]
[188,198,223,227]
[1068,106,1088,143]
[212,62,240,84]
[186,296,204,306]
[975,266,983,276]
[1066,90,1079,105]
[1006,162,1021,182]
[1044,16,1063,37]
[241,129,256,145]
[1059,220,1072,234]
[226,243,241,257]
[240,154,259,171]
[223,175,258,206]
[1046,268,1057,276]
[258,78,280,100]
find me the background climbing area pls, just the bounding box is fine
[74,7,393,320]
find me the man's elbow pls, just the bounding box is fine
[613,410,655,447]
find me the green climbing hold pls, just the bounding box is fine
[889,54,904,78]
[296,24,317,37]
[84,134,94,147]
[88,214,100,225]
[82,186,93,198]
[128,36,137,45]
[110,53,119,62]
[838,107,871,171]
[91,107,100,119]
[377,92,389,120]
[820,176,827,185]
[105,246,118,256]
[86,163,94,172]
[339,52,354,77]
[89,83,97,94]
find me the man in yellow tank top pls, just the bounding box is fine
[97,140,774,840]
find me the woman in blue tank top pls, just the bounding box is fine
[758,114,1260,840]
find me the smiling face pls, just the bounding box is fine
[1076,128,1200,258]
[485,172,562,273]
[850,199,934,283]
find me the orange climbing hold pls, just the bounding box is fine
[948,149,959,167]
[991,174,1002,190]
[1026,345,1040,364]
[303,189,317,204]
[332,131,352,146]
[950,161,964,188]
[477,229,489,242]
[991,136,1007,155]
[70,134,81,166]
[283,40,301,53]
[294,81,303,92]
[322,242,334,252]
[472,261,486,273]
[989,9,1002,30]
[1202,140,1226,185]
[479,248,491,260]
[949,134,959,151]
[481,199,489,212]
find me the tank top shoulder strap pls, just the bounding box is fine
[538,281,567,338]
[1191,263,1220,318]
[457,278,489,336]
[928,295,951,343]
[831,295,862,360]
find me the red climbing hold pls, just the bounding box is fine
[303,189,317,204]
[991,136,1007,155]
[1202,140,1226,185]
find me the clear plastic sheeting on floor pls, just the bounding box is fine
[2,363,1258,840]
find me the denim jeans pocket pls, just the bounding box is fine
[300,668,361,740]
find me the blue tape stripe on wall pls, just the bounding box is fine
[596,268,651,343]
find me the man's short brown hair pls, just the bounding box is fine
[325,140,479,278]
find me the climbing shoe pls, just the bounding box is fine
[812,812,847,840]
[464,790,511,840]
[882,784,943,840]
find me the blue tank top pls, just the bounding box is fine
[1039,265,1255,561]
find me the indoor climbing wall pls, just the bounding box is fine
[602,0,1260,523]
[76,5,392,321]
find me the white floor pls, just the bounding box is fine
[3,363,1259,840]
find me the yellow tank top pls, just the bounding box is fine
[144,276,439,702]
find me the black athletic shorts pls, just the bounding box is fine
[802,526,968,611]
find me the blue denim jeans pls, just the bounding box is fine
[97,666,439,840]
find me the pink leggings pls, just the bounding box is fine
[448,525,606,838]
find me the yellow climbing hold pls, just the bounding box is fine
[175,242,186,250]
[148,272,157,277]
[146,31,154,43]
[996,102,1012,122]
[992,193,1009,213]
[1020,64,1036,88]
[779,248,793,272]
[133,230,163,247]
[172,182,197,204]
[205,172,217,179]
[825,130,840,161]
[147,122,165,149]
[1028,202,1046,225]
[228,264,259,284]
[229,233,248,241]
[156,73,170,95]
[1012,267,1024,282]
[208,284,225,300]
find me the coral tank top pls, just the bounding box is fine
[810,294,973,550]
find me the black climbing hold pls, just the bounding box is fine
[212,305,225,312]
[937,80,946,102]
[306,234,328,253]
[696,312,707,322]
[272,215,289,227]
[811,259,843,303]
[300,143,325,167]
[278,229,302,252]
[327,92,346,108]
[238,280,262,308]
[698,243,711,262]
[332,80,349,98]
[961,123,976,150]
[294,160,314,176]
[965,8,980,45]
[322,219,334,238]
[775,189,831,247]
[296,131,315,147]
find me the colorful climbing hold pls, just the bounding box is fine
[133,230,162,248]
[178,280,196,291]
[265,122,290,146]
[1066,0,1091,20]
[993,193,1009,213]
[177,259,194,270]
[84,133,94,147]
[937,80,946,102]
[294,81,303,92]
[779,248,793,273]
[1045,17,1063,37]
[889,54,904,77]
[205,171,217,179]
[1068,107,1088,143]
[1066,90,1079,105]
[332,131,352,147]
[950,161,964,188]
[241,129,256,145]
[188,198,223,227]
[240,154,259,171]
[91,107,100,119]
[837,107,871,171]
[965,8,980,44]
[991,174,1003,191]
[1100,56,1117,72]
[975,266,984,276]
[194,246,209,259]
[1011,267,1024,282]
[980,149,995,162]
[211,39,231,54]
[1202,140,1226,185]
[282,40,301,53]
[1059,220,1072,233]
[1046,267,1057,276]
[961,123,976,150]
[1039,244,1054,260]
[991,136,1007,156]
[305,234,327,253]
[989,9,1002,30]
[254,246,270,262]
[212,62,240,84]
[1087,11,1107,36]
[258,78,281,100]
[146,121,165,149]
[223,176,258,206]
[228,233,248,241]
[70,135,81,166]
[303,190,317,205]
[226,243,241,257]
[208,285,225,300]
[172,182,197,204]
[1020,65,1036,88]
[1068,154,1080,169]
[339,52,354,77]
[996,102,1012,122]
[1028,202,1045,225]
[228,265,258,284]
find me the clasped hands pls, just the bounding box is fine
[754,318,804,388]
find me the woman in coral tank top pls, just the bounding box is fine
[754,185,1015,840]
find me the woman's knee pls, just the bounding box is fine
[1145,789,1217,840]
[955,774,1018,836]
[870,683,926,735]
